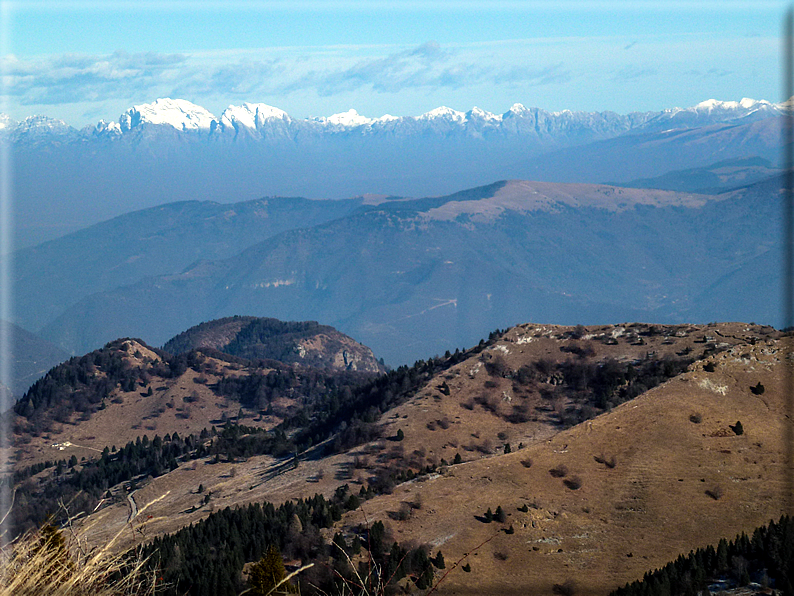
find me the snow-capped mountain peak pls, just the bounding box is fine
[323,109,373,127]
[419,106,466,122]
[693,98,772,112]
[468,106,501,122]
[119,98,216,132]
[218,103,290,131]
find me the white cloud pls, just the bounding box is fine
[0,34,780,125]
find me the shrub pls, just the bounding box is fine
[730,420,744,436]
[563,476,582,490]
[594,454,617,468]
[553,580,577,596]
[549,464,568,478]
[520,458,533,468]
[493,551,509,561]
[689,413,702,424]
[751,382,765,395]
[462,563,471,572]
[396,429,404,441]
[706,485,724,500]
[495,506,506,523]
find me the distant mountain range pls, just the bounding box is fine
[4,96,783,143]
[4,97,787,247]
[19,176,779,366]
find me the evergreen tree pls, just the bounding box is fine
[433,551,445,569]
[249,544,291,595]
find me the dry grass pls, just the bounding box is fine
[0,494,169,596]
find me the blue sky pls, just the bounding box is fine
[0,0,788,126]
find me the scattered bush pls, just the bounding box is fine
[549,464,568,478]
[689,413,702,424]
[706,486,724,500]
[553,579,577,595]
[594,453,617,468]
[563,476,583,490]
[520,458,533,469]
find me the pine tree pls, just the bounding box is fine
[433,551,445,569]
[249,544,292,595]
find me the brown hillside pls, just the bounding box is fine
[11,339,288,470]
[372,322,776,473]
[330,330,788,595]
[17,322,786,596]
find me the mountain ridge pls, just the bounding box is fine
[34,176,780,364]
[2,96,785,142]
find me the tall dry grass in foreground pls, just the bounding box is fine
[0,494,168,596]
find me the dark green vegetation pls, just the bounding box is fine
[164,317,334,359]
[139,487,441,595]
[11,340,171,431]
[6,335,473,538]
[163,316,382,371]
[611,515,794,596]
[6,322,763,594]
[4,425,298,538]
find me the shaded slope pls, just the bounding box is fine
[40,178,779,364]
[2,321,69,399]
[10,196,366,332]
[163,316,384,373]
